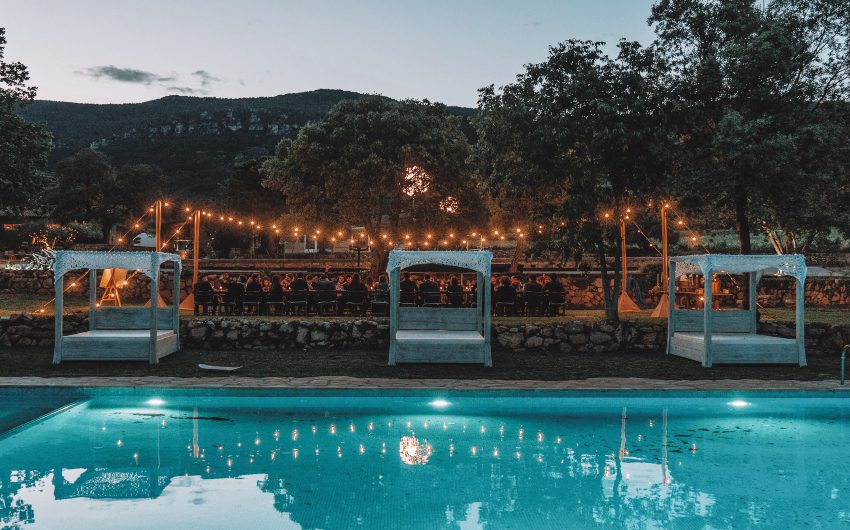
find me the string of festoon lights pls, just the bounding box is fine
[166,203,533,250]
[32,198,720,314]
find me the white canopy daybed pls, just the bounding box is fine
[666,254,806,367]
[53,251,182,364]
[387,250,492,366]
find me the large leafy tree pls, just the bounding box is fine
[52,149,165,240]
[650,0,850,253]
[0,28,52,214]
[262,96,484,270]
[475,39,671,321]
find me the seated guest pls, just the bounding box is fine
[290,272,309,300]
[419,274,441,306]
[315,273,336,293]
[244,274,262,315]
[345,273,369,315]
[399,271,418,306]
[193,275,213,315]
[446,276,464,307]
[494,276,517,316]
[373,275,389,302]
[314,273,337,313]
[544,272,565,315]
[268,274,285,315]
[523,274,544,316]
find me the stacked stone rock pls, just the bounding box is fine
[2,313,847,354]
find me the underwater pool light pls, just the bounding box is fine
[429,399,451,409]
[146,398,165,406]
[727,400,750,408]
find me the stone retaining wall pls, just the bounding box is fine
[2,313,847,355]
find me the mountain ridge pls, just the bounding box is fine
[18,89,477,199]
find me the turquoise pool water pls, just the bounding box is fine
[0,389,848,529]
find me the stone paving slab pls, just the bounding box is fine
[0,376,847,391]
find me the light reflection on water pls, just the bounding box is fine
[0,394,848,529]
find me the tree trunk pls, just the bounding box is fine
[597,231,618,323]
[734,181,753,308]
[734,182,751,254]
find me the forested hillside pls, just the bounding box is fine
[18,89,476,198]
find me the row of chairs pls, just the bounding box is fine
[194,290,388,316]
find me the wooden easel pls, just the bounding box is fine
[98,268,127,306]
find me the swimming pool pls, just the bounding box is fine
[0,389,847,529]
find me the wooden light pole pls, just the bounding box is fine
[154,200,163,251]
[179,210,201,310]
[618,215,640,313]
[651,204,670,317]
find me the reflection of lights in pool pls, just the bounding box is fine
[429,399,450,408]
[399,435,430,465]
[728,400,751,408]
[146,398,165,406]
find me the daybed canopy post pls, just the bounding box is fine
[748,272,758,333]
[149,254,158,364]
[666,260,676,355]
[388,266,399,366]
[173,262,181,349]
[89,269,97,331]
[703,268,713,368]
[796,276,806,367]
[53,272,63,364]
[479,271,492,367]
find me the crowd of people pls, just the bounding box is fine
[191,271,568,317]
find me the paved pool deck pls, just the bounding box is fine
[0,376,847,390]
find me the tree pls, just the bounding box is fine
[52,149,165,240]
[649,0,850,253]
[0,27,52,214]
[475,39,670,321]
[262,96,484,270]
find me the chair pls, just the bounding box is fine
[288,290,309,315]
[194,290,213,316]
[399,289,417,307]
[315,289,338,315]
[446,288,464,308]
[266,291,286,316]
[371,289,389,316]
[421,289,442,308]
[242,290,261,315]
[523,290,542,316]
[546,291,566,316]
[494,288,515,316]
[345,289,368,316]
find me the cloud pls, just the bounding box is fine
[164,85,205,95]
[192,70,222,88]
[78,65,176,84]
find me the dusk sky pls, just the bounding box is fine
[5,0,657,107]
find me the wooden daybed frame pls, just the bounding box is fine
[53,251,182,364]
[387,250,492,366]
[666,254,807,367]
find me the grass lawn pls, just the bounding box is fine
[0,346,843,381]
[4,292,846,325]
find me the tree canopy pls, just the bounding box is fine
[51,149,166,240]
[475,39,672,319]
[0,27,52,215]
[649,0,850,252]
[262,96,485,269]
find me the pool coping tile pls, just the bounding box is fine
[0,376,847,391]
